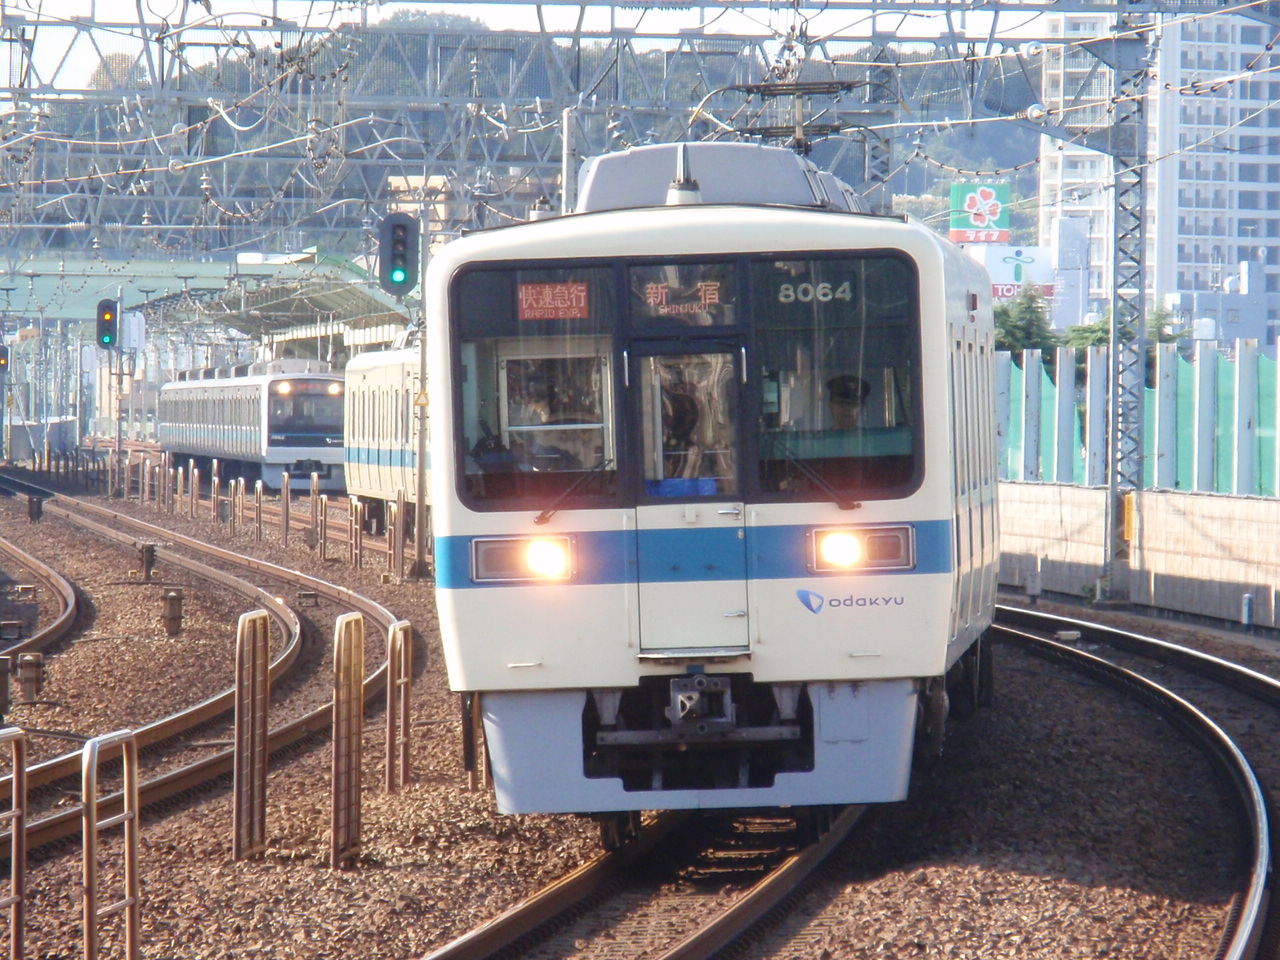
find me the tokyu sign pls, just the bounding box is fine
[949,183,1011,243]
[965,244,1055,300]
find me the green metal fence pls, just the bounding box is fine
[998,341,1280,497]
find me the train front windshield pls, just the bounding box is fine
[268,380,344,446]
[452,254,921,508]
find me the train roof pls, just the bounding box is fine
[437,203,940,274]
[345,345,418,371]
[575,142,870,214]
[169,358,334,383]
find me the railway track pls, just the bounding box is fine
[0,529,78,657]
[0,472,403,857]
[426,806,864,960]
[2,465,1270,957]
[992,605,1274,960]
[420,604,1276,960]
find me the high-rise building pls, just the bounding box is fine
[1038,13,1279,346]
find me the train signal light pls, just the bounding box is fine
[0,345,8,371]
[378,212,419,297]
[96,299,119,348]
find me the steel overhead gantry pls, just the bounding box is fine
[0,1,1069,265]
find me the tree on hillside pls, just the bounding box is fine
[385,10,488,30]
[89,52,148,89]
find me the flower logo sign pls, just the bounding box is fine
[966,188,1001,226]
[949,182,1011,243]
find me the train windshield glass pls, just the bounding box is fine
[752,256,921,497]
[267,380,344,446]
[456,267,619,503]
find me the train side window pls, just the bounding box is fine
[402,387,410,446]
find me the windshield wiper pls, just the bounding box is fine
[768,436,861,510]
[534,458,614,525]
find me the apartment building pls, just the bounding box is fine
[1037,12,1280,345]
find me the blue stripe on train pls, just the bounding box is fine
[343,445,421,469]
[434,519,952,589]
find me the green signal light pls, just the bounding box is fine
[390,267,407,284]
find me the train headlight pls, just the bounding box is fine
[810,525,915,573]
[818,531,862,568]
[525,539,569,578]
[276,382,292,395]
[472,536,575,582]
[327,382,343,396]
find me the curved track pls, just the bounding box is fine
[0,530,79,655]
[992,605,1273,960]
[0,473,401,855]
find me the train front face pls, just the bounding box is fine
[429,206,963,815]
[263,376,346,490]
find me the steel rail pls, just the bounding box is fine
[423,814,690,960]
[991,612,1272,960]
[0,532,78,655]
[425,807,865,960]
[998,604,1280,710]
[0,477,399,856]
[0,508,303,856]
[653,804,866,960]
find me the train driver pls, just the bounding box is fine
[826,375,870,430]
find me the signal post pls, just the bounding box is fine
[96,298,124,496]
[377,211,429,578]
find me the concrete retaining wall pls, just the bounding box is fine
[998,482,1107,597]
[998,482,1280,628]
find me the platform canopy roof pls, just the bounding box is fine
[0,251,411,348]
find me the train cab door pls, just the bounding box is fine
[630,345,749,656]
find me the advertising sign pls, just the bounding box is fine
[966,244,1054,300]
[949,183,1011,243]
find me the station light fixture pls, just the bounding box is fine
[378,212,420,297]
[96,299,119,349]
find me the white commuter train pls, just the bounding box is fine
[423,142,998,846]
[157,358,345,492]
[343,341,424,531]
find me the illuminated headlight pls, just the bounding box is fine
[810,525,915,573]
[327,382,342,396]
[472,536,574,582]
[818,531,861,567]
[276,382,292,394]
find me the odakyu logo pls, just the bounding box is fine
[797,589,826,614]
[796,589,905,614]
